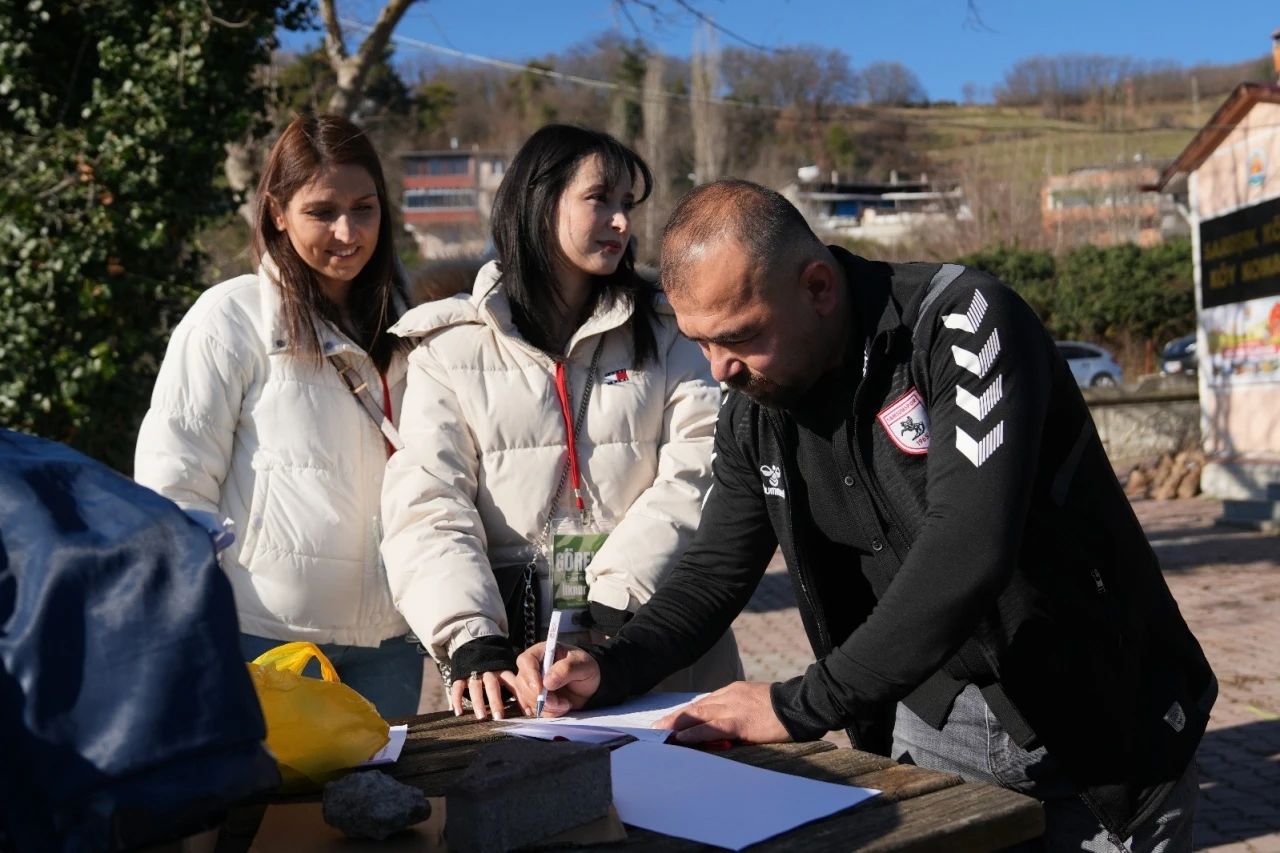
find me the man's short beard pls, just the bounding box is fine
[724,371,806,410]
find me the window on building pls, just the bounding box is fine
[404,188,479,210]
[430,157,470,175]
[490,159,505,176]
[1049,188,1098,210]
[404,156,471,177]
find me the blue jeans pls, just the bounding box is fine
[241,634,424,720]
[892,685,1198,853]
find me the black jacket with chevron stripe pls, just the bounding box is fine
[586,247,1216,838]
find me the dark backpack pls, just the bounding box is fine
[0,431,278,852]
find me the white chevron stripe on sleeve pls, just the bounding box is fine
[955,375,1004,421]
[943,290,989,334]
[956,422,1005,467]
[951,329,1001,378]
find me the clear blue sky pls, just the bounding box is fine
[282,0,1279,102]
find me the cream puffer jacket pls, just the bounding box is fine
[135,264,410,647]
[381,262,742,688]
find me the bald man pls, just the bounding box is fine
[516,179,1213,851]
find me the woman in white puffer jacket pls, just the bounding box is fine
[135,115,422,718]
[381,125,742,720]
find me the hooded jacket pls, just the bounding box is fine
[135,262,410,647]
[380,262,742,685]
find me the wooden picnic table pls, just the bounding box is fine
[391,710,1042,852]
[214,710,1044,852]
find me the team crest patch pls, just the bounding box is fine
[603,369,630,385]
[877,388,931,455]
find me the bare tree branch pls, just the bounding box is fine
[616,0,644,39]
[202,0,253,29]
[327,0,419,116]
[320,0,348,68]
[963,0,997,33]
[616,0,773,52]
[670,0,772,52]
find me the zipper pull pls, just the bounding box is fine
[1090,567,1106,594]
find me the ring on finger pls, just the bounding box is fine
[469,670,482,681]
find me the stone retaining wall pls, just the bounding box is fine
[1082,390,1200,465]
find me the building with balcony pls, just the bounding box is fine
[400,148,508,258]
[1041,161,1186,248]
[783,171,969,247]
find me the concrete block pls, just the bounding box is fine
[1202,460,1280,500]
[446,739,611,853]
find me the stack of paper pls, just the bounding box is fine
[501,692,704,744]
[501,694,881,849]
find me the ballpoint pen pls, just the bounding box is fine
[535,609,562,718]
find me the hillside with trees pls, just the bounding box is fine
[218,34,1274,269]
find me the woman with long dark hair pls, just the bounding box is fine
[135,114,422,718]
[382,124,742,720]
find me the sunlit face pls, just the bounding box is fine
[553,154,635,279]
[271,163,381,292]
[669,240,831,410]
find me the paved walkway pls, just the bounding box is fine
[418,498,1280,851]
[732,498,1280,853]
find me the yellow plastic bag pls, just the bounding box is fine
[248,642,390,790]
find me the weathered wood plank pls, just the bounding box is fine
[853,782,1045,853]
[717,741,837,768]
[729,747,897,785]
[847,764,965,803]
[236,715,1043,853]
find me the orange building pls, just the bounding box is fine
[1041,162,1177,248]
[400,149,507,258]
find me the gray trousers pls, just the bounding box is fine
[892,685,1198,853]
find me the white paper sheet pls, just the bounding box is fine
[501,722,632,744]
[502,721,675,744]
[537,691,705,731]
[356,724,407,767]
[610,741,879,851]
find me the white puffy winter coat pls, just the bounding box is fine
[135,265,410,647]
[381,263,741,688]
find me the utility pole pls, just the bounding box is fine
[1191,75,1200,128]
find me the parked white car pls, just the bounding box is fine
[1055,341,1122,388]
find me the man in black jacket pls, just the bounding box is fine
[515,180,1215,851]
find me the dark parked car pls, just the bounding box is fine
[1055,341,1123,388]
[1161,334,1198,377]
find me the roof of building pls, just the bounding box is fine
[400,150,508,159]
[1154,82,1280,191]
[1063,159,1171,176]
[795,179,931,195]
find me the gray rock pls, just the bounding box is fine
[322,770,432,841]
[447,739,611,853]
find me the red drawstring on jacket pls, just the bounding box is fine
[554,362,586,512]
[380,372,395,457]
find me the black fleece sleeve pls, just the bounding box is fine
[772,278,1054,740]
[586,399,779,708]
[450,636,518,680]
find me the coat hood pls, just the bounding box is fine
[390,260,676,345]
